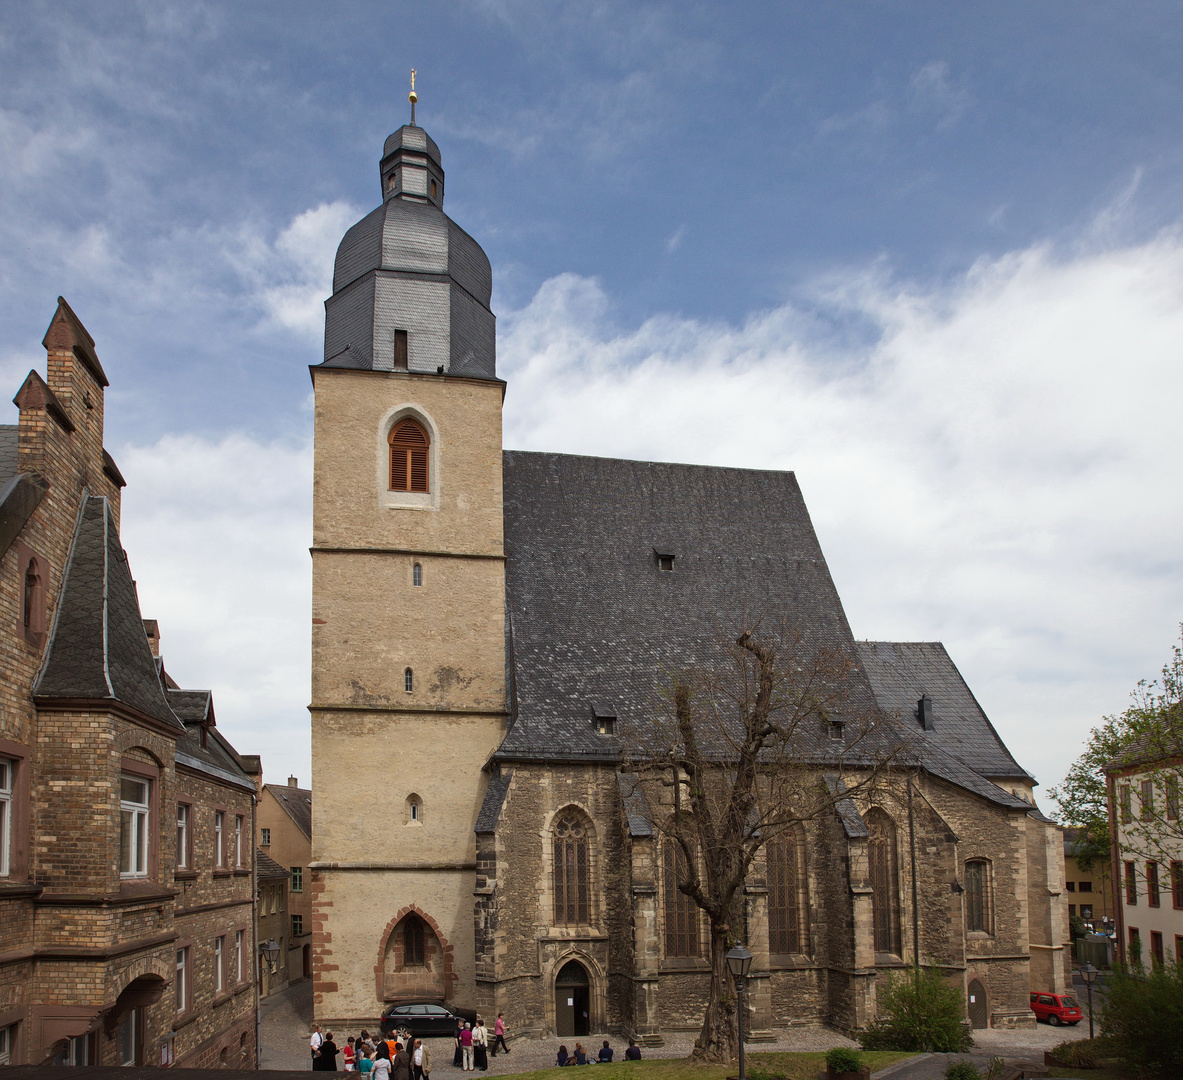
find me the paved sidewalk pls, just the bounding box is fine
[261,980,315,1071]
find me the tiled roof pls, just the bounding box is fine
[265,783,313,840]
[855,641,1033,782]
[257,849,290,879]
[34,496,182,730]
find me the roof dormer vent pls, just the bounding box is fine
[592,704,617,736]
[917,694,934,731]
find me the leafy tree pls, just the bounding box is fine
[858,967,973,1053]
[624,624,893,1064]
[1101,958,1183,1078]
[1048,630,1183,870]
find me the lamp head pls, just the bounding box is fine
[725,943,753,978]
[1081,962,1098,983]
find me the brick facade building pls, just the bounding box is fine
[253,775,313,988]
[0,300,259,1066]
[308,122,1066,1040]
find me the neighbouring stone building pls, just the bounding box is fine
[1062,827,1114,940]
[309,118,1066,1041]
[0,300,259,1066]
[256,850,292,999]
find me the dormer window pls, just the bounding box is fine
[828,721,845,743]
[592,706,616,736]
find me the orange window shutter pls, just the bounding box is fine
[410,448,428,492]
[391,447,409,490]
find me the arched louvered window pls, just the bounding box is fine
[767,827,807,955]
[663,840,700,957]
[965,859,993,934]
[389,419,430,492]
[865,807,902,956]
[553,811,591,925]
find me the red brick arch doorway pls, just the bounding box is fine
[375,906,454,1003]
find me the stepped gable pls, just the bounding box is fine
[497,450,888,763]
[856,640,1033,782]
[34,495,182,729]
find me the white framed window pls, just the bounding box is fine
[118,1008,139,1066]
[260,827,270,846]
[54,1033,91,1066]
[215,936,225,993]
[0,1022,13,1065]
[234,815,244,867]
[175,948,188,1014]
[0,757,13,877]
[236,929,245,983]
[214,811,225,867]
[119,776,150,878]
[176,803,190,870]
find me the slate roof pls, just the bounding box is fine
[265,783,313,840]
[855,641,1033,782]
[34,496,182,730]
[498,451,886,763]
[257,849,290,880]
[0,424,17,482]
[474,773,512,834]
[496,452,1034,813]
[170,688,255,792]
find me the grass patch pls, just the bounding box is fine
[496,1050,913,1080]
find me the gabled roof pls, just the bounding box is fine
[264,783,313,840]
[169,689,255,792]
[497,450,886,763]
[855,641,1033,783]
[34,496,182,730]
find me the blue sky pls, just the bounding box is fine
[2,2,1181,798]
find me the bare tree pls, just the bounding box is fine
[623,624,895,1064]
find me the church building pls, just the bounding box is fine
[308,116,1066,1040]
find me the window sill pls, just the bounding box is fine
[234,982,253,996]
[212,869,233,878]
[212,992,233,1009]
[233,869,250,877]
[174,870,198,881]
[173,1011,198,1032]
[659,958,710,972]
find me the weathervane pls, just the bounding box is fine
[409,69,418,127]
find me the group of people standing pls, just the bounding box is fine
[451,1013,510,1071]
[310,1026,431,1079]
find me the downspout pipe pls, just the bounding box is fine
[908,773,921,969]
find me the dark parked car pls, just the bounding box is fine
[380,1003,468,1038]
[1030,992,1083,1026]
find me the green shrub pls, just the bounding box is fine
[1100,960,1183,1078]
[1048,1035,1120,1069]
[857,968,974,1053]
[942,1063,980,1080]
[824,1046,862,1073]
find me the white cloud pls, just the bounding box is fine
[499,237,1183,806]
[116,432,313,786]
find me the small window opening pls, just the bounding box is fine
[404,667,414,693]
[410,800,419,821]
[656,553,674,572]
[430,179,438,199]
[394,329,408,370]
[387,173,397,192]
[413,563,422,587]
[828,721,845,742]
[595,716,616,736]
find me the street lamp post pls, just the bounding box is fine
[1080,962,1098,1041]
[726,945,753,1080]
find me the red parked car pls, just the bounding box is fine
[1030,992,1083,1026]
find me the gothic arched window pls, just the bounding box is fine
[767,827,807,955]
[865,807,902,956]
[552,811,590,925]
[404,668,413,693]
[663,840,700,958]
[965,858,993,934]
[389,419,430,493]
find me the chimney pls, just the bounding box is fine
[917,695,934,731]
[288,776,299,788]
[143,619,160,657]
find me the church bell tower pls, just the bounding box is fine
[308,86,506,1026]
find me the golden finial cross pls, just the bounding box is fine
[409,68,418,125]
